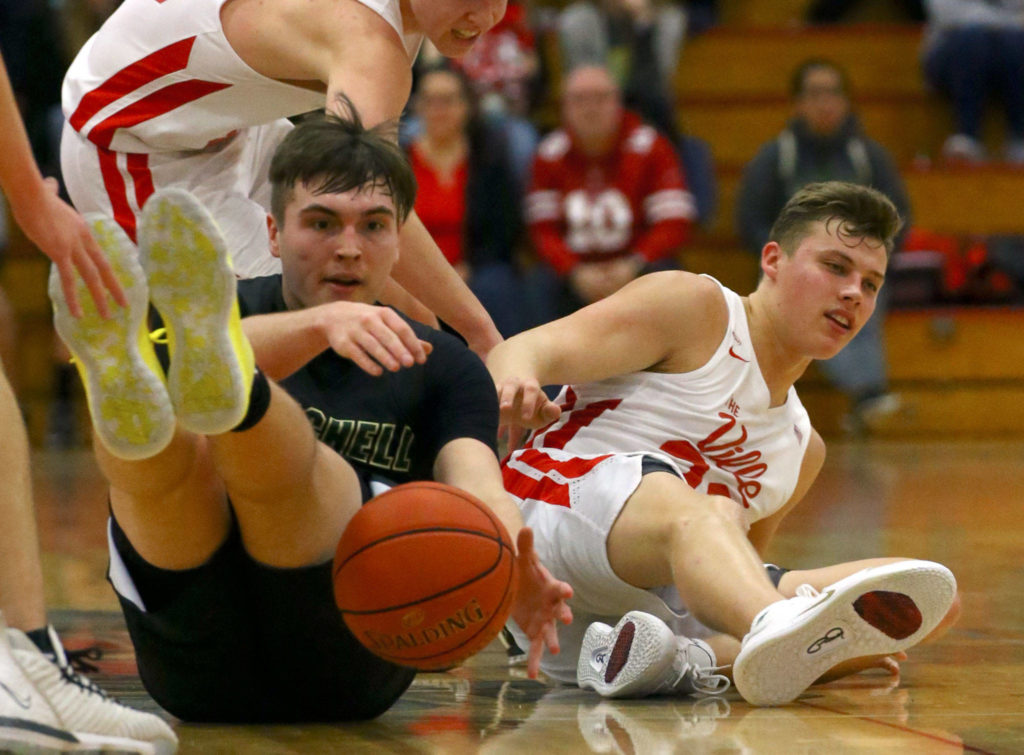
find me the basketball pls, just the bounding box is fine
[333,481,519,670]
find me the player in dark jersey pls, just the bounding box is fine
[49,102,572,723]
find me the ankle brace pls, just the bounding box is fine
[231,368,271,432]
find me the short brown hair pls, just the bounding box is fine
[769,181,902,256]
[269,95,416,225]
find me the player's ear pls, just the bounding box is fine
[761,241,784,282]
[267,213,281,259]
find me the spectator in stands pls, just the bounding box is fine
[524,64,695,323]
[806,0,924,24]
[736,59,911,434]
[556,0,718,228]
[407,63,527,338]
[922,0,1024,164]
[458,0,541,189]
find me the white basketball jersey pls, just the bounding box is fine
[62,0,422,153]
[525,277,812,526]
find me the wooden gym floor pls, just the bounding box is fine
[33,440,1024,754]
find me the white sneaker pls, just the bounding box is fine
[1,616,81,752]
[138,188,254,436]
[733,559,957,707]
[0,614,177,753]
[577,611,729,699]
[49,217,175,461]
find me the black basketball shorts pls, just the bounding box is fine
[107,492,415,723]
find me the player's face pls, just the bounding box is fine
[765,220,888,360]
[795,67,850,136]
[269,181,400,310]
[410,0,507,58]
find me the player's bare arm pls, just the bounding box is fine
[433,437,574,679]
[243,302,431,380]
[487,271,729,427]
[746,429,826,556]
[0,56,125,318]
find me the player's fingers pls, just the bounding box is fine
[72,254,115,319]
[56,263,83,319]
[84,237,128,308]
[507,423,527,451]
[380,309,429,365]
[497,379,522,411]
[516,527,535,559]
[527,637,544,679]
[544,621,561,656]
[335,337,384,376]
[518,381,544,423]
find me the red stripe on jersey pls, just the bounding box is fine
[70,38,197,132]
[88,79,232,149]
[528,386,578,449]
[126,153,155,212]
[502,465,570,508]
[97,147,137,242]
[542,397,623,450]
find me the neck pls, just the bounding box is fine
[744,292,812,407]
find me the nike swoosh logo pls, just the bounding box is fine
[0,681,32,709]
[728,346,749,362]
[796,588,835,618]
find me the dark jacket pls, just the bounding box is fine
[735,115,911,254]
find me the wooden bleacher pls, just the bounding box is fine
[6,1,1024,443]
[672,13,1024,437]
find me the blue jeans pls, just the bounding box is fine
[924,25,1024,139]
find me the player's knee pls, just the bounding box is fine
[707,494,747,531]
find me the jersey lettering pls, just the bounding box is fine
[304,408,414,473]
[660,412,767,508]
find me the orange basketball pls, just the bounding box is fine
[333,481,519,670]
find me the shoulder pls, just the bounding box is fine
[639,272,730,370]
[622,120,662,156]
[536,129,571,162]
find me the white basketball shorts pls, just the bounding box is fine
[61,119,291,278]
[502,447,711,682]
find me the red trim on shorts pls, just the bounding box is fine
[88,79,232,149]
[97,146,137,242]
[542,397,623,450]
[514,448,613,477]
[69,38,198,132]
[503,449,614,508]
[503,465,571,508]
[126,153,155,212]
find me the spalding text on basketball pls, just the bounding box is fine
[362,598,487,652]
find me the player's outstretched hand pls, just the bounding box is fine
[322,301,433,376]
[511,527,573,680]
[496,377,561,450]
[13,178,126,318]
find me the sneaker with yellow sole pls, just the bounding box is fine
[49,218,175,460]
[137,188,255,436]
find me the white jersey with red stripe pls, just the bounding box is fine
[62,0,422,153]
[509,276,812,528]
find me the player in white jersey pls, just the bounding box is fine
[488,182,961,706]
[61,0,506,354]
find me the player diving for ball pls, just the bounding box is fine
[487,181,961,706]
[48,101,572,723]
